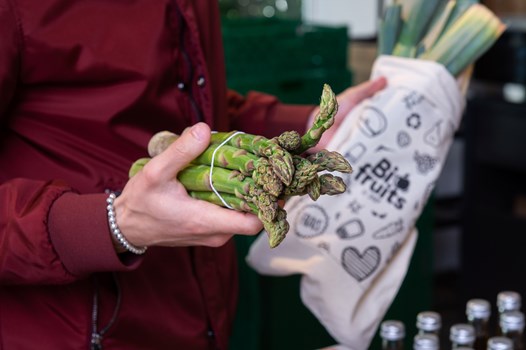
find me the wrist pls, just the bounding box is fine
[106,192,147,255]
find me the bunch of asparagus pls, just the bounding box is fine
[129,84,352,248]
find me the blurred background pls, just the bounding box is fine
[218,1,526,349]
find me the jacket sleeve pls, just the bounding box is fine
[0,2,140,286]
[0,180,142,285]
[227,89,315,139]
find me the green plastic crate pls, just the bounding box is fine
[301,25,349,70]
[222,18,349,79]
[227,68,353,105]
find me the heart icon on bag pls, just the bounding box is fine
[341,246,381,282]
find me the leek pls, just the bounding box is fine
[417,0,456,54]
[440,0,479,38]
[392,0,443,57]
[377,0,505,77]
[421,4,505,76]
[378,4,403,56]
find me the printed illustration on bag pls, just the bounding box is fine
[371,210,387,219]
[414,151,439,175]
[336,219,365,240]
[354,158,411,210]
[424,120,456,148]
[342,246,381,282]
[403,91,427,110]
[372,219,404,239]
[397,131,411,148]
[358,106,388,138]
[294,204,329,238]
[406,113,422,130]
[424,121,444,148]
[344,143,367,163]
[348,200,363,214]
[344,142,367,164]
[375,145,395,153]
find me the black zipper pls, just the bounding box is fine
[174,1,203,123]
[90,273,122,350]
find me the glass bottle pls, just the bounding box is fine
[416,311,442,337]
[450,323,475,349]
[497,291,522,314]
[466,299,491,350]
[499,310,525,350]
[487,336,513,350]
[381,320,406,350]
[412,333,439,350]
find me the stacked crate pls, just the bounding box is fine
[222,17,352,104]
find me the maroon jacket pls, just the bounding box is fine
[0,1,311,349]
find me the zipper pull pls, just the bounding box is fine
[91,332,103,350]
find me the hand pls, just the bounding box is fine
[113,123,263,250]
[307,76,387,152]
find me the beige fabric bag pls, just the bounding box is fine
[247,55,465,349]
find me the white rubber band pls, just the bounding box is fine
[209,131,245,209]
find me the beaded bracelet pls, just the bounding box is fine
[106,192,147,255]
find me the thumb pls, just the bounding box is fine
[149,122,211,181]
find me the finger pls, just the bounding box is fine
[189,199,264,236]
[188,234,236,248]
[148,122,211,181]
[345,76,387,106]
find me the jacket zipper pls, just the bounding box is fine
[188,247,218,349]
[90,273,122,350]
[174,1,203,123]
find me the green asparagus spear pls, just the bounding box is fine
[251,157,283,197]
[282,156,319,197]
[306,176,321,201]
[146,130,284,197]
[178,164,278,222]
[295,84,338,154]
[266,208,289,248]
[274,130,301,153]
[307,149,353,173]
[189,190,257,213]
[195,142,259,174]
[210,132,294,186]
[319,174,347,195]
[129,157,151,178]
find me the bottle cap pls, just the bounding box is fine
[487,336,514,350]
[497,291,522,313]
[416,311,441,332]
[380,320,405,341]
[449,323,475,345]
[466,298,491,320]
[413,334,439,350]
[500,310,525,332]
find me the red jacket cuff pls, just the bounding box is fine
[48,192,142,276]
[264,103,315,136]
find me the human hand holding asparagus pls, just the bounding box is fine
[112,123,264,250]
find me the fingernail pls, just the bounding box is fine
[191,123,206,141]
